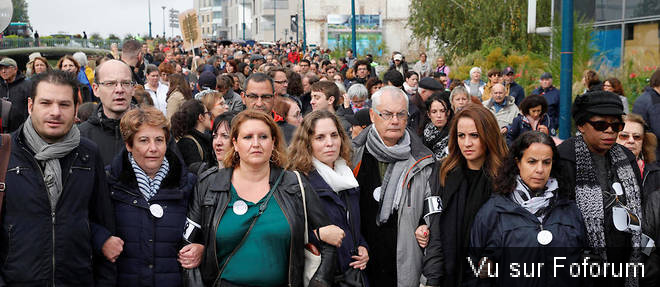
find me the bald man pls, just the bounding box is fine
[79,60,136,164]
[482,83,520,132]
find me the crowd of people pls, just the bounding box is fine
[0,38,659,287]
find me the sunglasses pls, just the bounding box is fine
[587,120,624,132]
[618,133,642,141]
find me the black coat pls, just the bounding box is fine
[106,146,196,287]
[643,162,660,198]
[508,81,525,106]
[0,126,115,286]
[176,129,215,168]
[467,194,588,287]
[79,104,125,166]
[0,75,31,133]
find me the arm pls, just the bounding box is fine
[300,175,335,286]
[90,150,116,286]
[423,213,444,286]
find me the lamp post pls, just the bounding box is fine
[558,0,573,139]
[350,0,357,54]
[148,0,152,38]
[302,0,306,51]
[162,6,166,39]
[273,0,277,42]
[242,0,246,40]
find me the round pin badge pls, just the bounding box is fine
[149,204,164,218]
[537,230,553,245]
[233,200,248,215]
[373,187,382,202]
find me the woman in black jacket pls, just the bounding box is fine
[182,110,339,286]
[171,99,214,168]
[423,104,508,287]
[616,113,660,197]
[468,131,587,286]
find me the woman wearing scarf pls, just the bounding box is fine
[289,110,370,285]
[105,107,197,287]
[557,91,643,287]
[423,104,508,287]
[468,131,587,286]
[423,94,454,160]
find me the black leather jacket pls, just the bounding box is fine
[185,165,335,287]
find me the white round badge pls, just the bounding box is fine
[537,230,553,245]
[373,187,382,202]
[149,204,164,218]
[233,200,248,215]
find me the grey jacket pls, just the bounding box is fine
[224,90,245,114]
[352,126,435,287]
[483,95,520,128]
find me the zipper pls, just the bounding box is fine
[211,195,230,287]
[4,224,12,263]
[7,167,27,175]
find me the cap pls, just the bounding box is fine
[540,72,552,79]
[198,71,217,89]
[572,91,624,120]
[418,77,444,91]
[503,67,515,75]
[347,109,372,126]
[0,57,17,67]
[393,54,403,61]
[250,54,264,61]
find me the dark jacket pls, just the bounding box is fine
[106,146,196,287]
[467,194,588,287]
[423,162,493,287]
[0,75,31,133]
[176,129,215,168]
[79,104,125,166]
[305,170,369,281]
[185,166,335,287]
[633,87,660,159]
[642,187,660,286]
[408,93,425,136]
[643,162,660,198]
[0,126,116,286]
[507,81,525,106]
[530,86,559,132]
[387,63,409,76]
[505,113,555,146]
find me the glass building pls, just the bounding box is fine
[569,0,660,68]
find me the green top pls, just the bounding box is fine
[216,184,291,286]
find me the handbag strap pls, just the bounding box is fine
[182,134,204,160]
[218,169,285,276]
[293,171,309,244]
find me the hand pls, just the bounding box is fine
[537,124,549,135]
[500,127,508,134]
[415,225,430,248]
[349,246,369,270]
[317,225,345,247]
[102,236,124,263]
[178,243,205,269]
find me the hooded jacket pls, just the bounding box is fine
[79,104,125,166]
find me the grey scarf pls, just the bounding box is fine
[365,127,413,225]
[22,116,80,210]
[510,176,557,223]
[574,136,641,287]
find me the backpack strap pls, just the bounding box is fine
[182,134,204,160]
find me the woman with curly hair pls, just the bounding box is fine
[171,99,214,168]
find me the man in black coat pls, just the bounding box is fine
[0,57,32,133]
[503,66,525,106]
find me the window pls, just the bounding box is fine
[626,0,660,19]
[214,11,222,19]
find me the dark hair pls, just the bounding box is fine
[366,78,382,96]
[354,59,370,71]
[245,72,274,93]
[212,112,234,137]
[145,64,159,75]
[300,59,310,65]
[133,88,154,106]
[604,77,624,97]
[405,71,419,80]
[519,95,548,116]
[383,70,404,87]
[583,69,601,89]
[287,70,304,97]
[216,74,234,92]
[170,99,205,139]
[651,69,660,88]
[311,81,341,109]
[77,102,97,122]
[494,131,571,197]
[422,92,453,133]
[487,68,501,78]
[30,70,80,107]
[166,73,193,101]
[267,67,288,80]
[121,40,142,58]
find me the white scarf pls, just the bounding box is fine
[312,157,359,193]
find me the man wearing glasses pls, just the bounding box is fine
[558,90,644,285]
[241,72,296,144]
[80,60,135,165]
[351,86,434,287]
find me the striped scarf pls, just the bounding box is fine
[129,153,170,201]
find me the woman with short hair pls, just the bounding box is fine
[423,93,454,160]
[29,56,51,76]
[463,67,485,101]
[449,86,470,112]
[403,71,419,97]
[617,113,660,195]
[506,95,555,145]
[171,99,214,168]
[274,96,303,127]
[183,110,337,286]
[106,106,197,287]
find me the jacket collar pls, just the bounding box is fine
[108,144,187,193]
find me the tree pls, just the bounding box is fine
[90,33,101,40]
[408,0,552,56]
[11,0,29,23]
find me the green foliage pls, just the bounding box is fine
[11,0,29,23]
[90,33,101,40]
[124,33,135,40]
[108,34,120,40]
[408,0,552,56]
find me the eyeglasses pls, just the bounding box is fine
[586,120,624,132]
[618,132,642,141]
[246,93,274,100]
[98,81,135,89]
[373,108,408,121]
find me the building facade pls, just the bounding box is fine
[227,0,253,40]
[194,0,230,39]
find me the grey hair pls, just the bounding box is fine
[371,86,409,111]
[469,67,482,76]
[450,85,469,102]
[347,83,368,100]
[73,52,88,67]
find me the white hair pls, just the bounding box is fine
[371,86,409,111]
[347,83,368,100]
[450,85,469,102]
[73,52,88,67]
[335,82,346,94]
[469,67,482,76]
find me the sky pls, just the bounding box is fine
[27,0,193,38]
